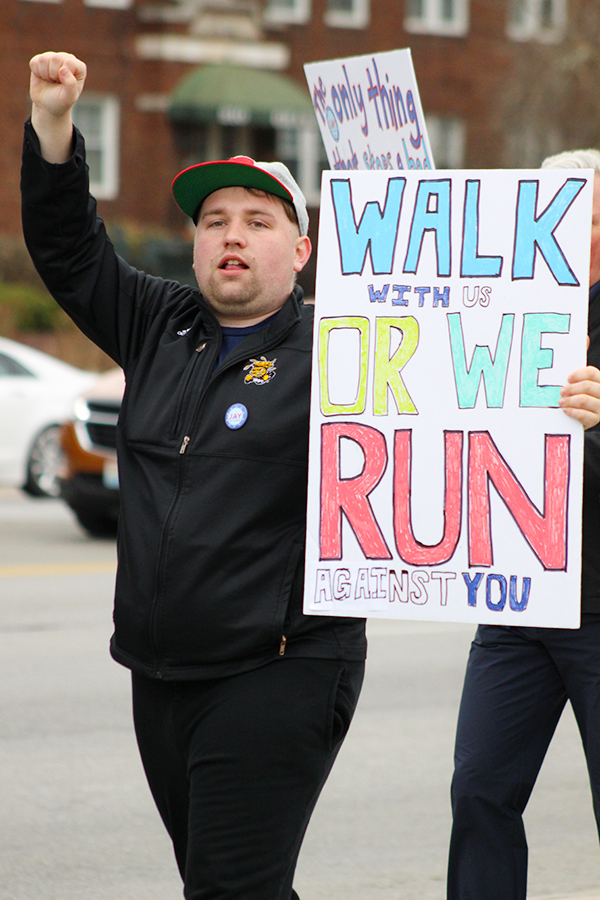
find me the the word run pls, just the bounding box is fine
[319,425,569,571]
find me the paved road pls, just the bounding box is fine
[0,489,599,900]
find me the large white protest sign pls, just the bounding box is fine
[304,169,593,627]
[304,49,433,172]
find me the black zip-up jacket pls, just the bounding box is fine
[21,121,366,679]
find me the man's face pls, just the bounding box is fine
[590,174,600,287]
[193,186,312,326]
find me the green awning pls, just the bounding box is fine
[168,64,314,129]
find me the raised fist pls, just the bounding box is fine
[29,52,87,117]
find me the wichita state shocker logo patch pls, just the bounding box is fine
[244,357,277,385]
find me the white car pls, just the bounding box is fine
[0,336,97,497]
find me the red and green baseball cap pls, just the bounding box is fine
[171,156,309,235]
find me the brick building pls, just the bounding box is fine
[0,0,596,292]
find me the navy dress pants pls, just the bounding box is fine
[448,615,600,900]
[132,657,364,900]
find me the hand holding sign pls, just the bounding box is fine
[559,363,600,428]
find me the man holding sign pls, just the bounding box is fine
[448,149,600,900]
[21,52,366,900]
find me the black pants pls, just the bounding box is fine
[132,657,364,900]
[448,615,600,900]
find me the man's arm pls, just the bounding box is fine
[23,51,182,369]
[29,52,86,163]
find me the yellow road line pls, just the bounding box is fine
[0,562,116,578]
[530,894,600,900]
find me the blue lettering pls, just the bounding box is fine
[393,86,407,126]
[342,66,358,118]
[331,86,344,123]
[373,60,394,130]
[509,575,531,611]
[433,286,450,307]
[366,68,382,129]
[339,83,353,120]
[448,312,514,408]
[513,178,586,284]
[368,284,390,303]
[463,571,484,607]
[406,91,422,149]
[353,84,368,136]
[486,574,507,611]
[331,177,406,275]
[520,312,570,407]
[461,180,503,277]
[392,285,411,305]
[415,286,430,307]
[404,180,451,277]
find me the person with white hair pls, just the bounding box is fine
[447,149,600,900]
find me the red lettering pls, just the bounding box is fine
[468,432,569,570]
[393,430,463,565]
[320,422,392,560]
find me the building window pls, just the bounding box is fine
[504,125,563,168]
[84,0,132,7]
[173,119,324,209]
[265,0,311,25]
[324,0,370,30]
[277,127,300,181]
[72,95,120,200]
[425,114,466,168]
[507,0,565,42]
[405,0,469,36]
[173,123,275,174]
[275,124,326,207]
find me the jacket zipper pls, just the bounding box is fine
[171,341,209,439]
[149,341,215,674]
[178,327,294,455]
[150,314,300,673]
